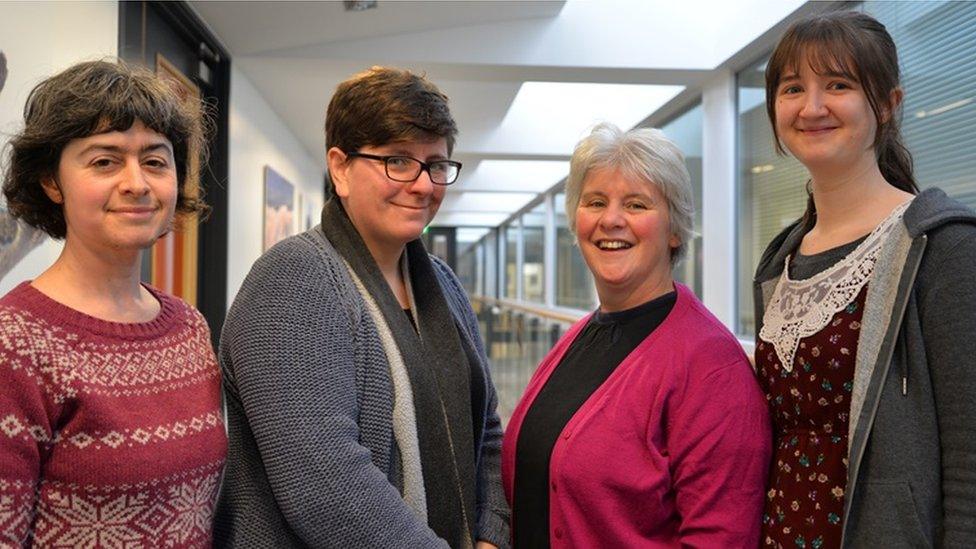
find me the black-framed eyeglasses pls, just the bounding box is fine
[345,152,462,186]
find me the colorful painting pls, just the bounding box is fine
[264,166,295,250]
[149,54,200,305]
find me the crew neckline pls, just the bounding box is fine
[8,281,181,339]
[593,289,677,325]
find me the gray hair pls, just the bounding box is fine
[564,122,694,265]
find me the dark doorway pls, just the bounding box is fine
[423,227,457,270]
[119,1,230,345]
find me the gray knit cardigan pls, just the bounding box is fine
[213,226,510,548]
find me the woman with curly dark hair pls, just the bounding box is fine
[0,60,226,547]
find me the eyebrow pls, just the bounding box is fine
[385,148,448,161]
[78,142,174,156]
[581,191,654,201]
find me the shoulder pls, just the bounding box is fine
[0,284,78,382]
[234,228,357,311]
[428,253,464,298]
[151,289,212,337]
[914,221,976,303]
[223,228,364,345]
[252,228,345,282]
[427,253,473,318]
[666,290,752,380]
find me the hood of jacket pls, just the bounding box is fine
[754,187,976,285]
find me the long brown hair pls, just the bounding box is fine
[765,11,918,225]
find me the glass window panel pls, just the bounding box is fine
[866,1,976,207]
[736,57,808,336]
[555,192,598,310]
[522,203,546,303]
[504,224,518,299]
[660,103,704,297]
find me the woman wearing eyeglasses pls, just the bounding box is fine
[214,66,510,549]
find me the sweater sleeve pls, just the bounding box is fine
[218,236,447,548]
[667,346,772,548]
[0,306,52,546]
[916,224,976,546]
[428,255,511,547]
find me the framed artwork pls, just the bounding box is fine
[149,54,200,305]
[0,50,48,281]
[264,166,295,251]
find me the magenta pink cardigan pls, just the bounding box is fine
[502,283,771,548]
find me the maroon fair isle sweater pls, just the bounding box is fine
[0,281,227,547]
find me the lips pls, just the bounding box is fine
[111,206,157,214]
[595,239,633,250]
[392,202,429,211]
[797,125,838,135]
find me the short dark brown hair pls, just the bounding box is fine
[324,66,457,192]
[2,59,210,239]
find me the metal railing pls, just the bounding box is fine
[469,296,585,425]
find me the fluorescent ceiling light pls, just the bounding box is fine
[915,97,972,119]
[456,160,569,193]
[439,191,537,213]
[457,227,491,243]
[487,82,685,155]
[430,212,511,227]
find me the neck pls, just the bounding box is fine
[809,159,902,231]
[598,272,674,313]
[32,238,154,321]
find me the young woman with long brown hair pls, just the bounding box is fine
[754,11,976,548]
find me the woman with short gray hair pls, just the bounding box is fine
[563,123,695,266]
[502,122,770,547]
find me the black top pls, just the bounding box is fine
[512,290,677,548]
[789,235,866,280]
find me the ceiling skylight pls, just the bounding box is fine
[455,160,570,193]
[482,82,685,155]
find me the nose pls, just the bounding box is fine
[119,160,151,196]
[799,88,828,118]
[405,168,435,196]
[598,203,625,230]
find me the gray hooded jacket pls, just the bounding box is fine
[754,188,976,548]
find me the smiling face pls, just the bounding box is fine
[329,138,448,260]
[42,120,178,255]
[774,56,880,174]
[575,167,678,312]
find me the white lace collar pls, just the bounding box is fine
[758,200,912,371]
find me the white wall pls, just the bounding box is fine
[0,1,118,295]
[226,66,323,306]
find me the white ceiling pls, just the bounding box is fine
[190,0,806,227]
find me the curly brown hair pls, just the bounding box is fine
[2,59,211,239]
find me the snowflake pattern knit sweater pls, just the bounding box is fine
[0,282,226,547]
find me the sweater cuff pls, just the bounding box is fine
[476,507,511,549]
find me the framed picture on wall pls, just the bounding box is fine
[264,166,295,251]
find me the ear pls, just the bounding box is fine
[881,87,904,123]
[41,176,63,204]
[668,233,681,250]
[326,147,351,199]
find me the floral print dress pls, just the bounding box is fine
[756,201,911,549]
[757,285,865,548]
